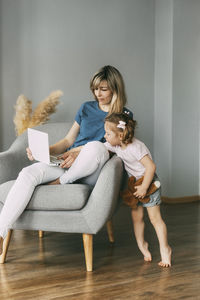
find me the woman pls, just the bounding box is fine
[0,65,133,254]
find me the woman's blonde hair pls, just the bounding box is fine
[105,113,137,145]
[90,65,127,114]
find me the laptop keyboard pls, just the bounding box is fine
[50,155,63,164]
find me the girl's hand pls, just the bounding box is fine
[133,185,147,199]
[26,147,34,161]
[58,151,79,168]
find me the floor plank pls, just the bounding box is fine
[0,202,200,299]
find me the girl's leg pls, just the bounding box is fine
[0,162,64,240]
[147,205,172,267]
[59,141,109,186]
[131,206,152,262]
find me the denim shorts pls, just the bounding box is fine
[138,174,162,208]
[138,188,162,208]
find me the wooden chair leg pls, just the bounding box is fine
[39,230,44,238]
[0,230,13,264]
[82,233,93,272]
[106,220,114,243]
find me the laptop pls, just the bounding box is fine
[28,128,64,166]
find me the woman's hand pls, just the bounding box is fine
[58,151,80,168]
[26,147,34,161]
[133,185,147,199]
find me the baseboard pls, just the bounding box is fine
[162,195,200,204]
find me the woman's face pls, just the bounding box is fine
[94,80,113,106]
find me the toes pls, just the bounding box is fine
[144,257,152,262]
[158,261,171,268]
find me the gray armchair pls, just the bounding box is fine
[0,122,123,271]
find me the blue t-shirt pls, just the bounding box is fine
[70,100,133,149]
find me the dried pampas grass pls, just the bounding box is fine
[14,95,32,136]
[28,90,63,128]
[14,90,63,136]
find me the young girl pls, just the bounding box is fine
[104,113,172,267]
[0,66,133,255]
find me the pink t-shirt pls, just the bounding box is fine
[104,138,152,180]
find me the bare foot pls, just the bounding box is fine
[47,178,60,185]
[158,246,172,267]
[0,236,4,255]
[138,241,152,262]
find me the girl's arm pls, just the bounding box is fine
[133,155,156,199]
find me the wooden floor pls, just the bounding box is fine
[0,202,200,300]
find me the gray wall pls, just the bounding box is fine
[0,0,199,198]
[171,0,200,197]
[0,0,155,152]
[154,0,200,197]
[154,0,173,196]
[0,0,2,150]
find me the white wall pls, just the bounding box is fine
[0,0,155,153]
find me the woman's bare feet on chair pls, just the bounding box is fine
[48,178,61,185]
[0,236,4,255]
[139,241,152,262]
[158,246,172,267]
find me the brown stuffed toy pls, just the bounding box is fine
[121,176,161,209]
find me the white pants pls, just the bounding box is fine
[0,141,109,239]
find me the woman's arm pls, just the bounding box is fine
[26,121,80,163]
[133,155,156,199]
[50,121,80,155]
[26,121,80,161]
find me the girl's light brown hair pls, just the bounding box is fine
[90,65,127,114]
[105,113,137,145]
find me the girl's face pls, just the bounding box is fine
[94,80,113,106]
[104,122,121,146]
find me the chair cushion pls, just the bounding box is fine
[0,181,92,211]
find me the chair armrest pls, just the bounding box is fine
[0,122,73,184]
[0,133,30,184]
[82,155,124,234]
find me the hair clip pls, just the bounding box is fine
[117,121,126,130]
[124,110,130,115]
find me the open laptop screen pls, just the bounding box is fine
[28,128,50,164]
